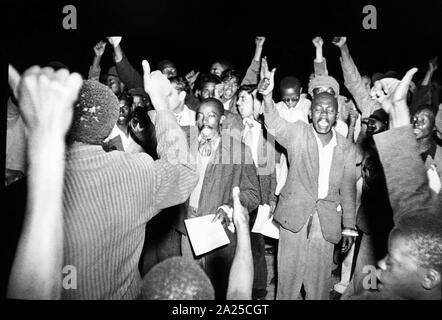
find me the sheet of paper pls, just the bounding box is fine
[184,214,230,256]
[252,205,280,239]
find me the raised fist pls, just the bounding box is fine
[255,36,266,48]
[107,36,122,48]
[332,36,347,48]
[312,36,324,48]
[93,41,107,57]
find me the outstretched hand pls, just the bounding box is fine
[370,68,418,128]
[9,64,83,136]
[142,60,173,110]
[258,57,276,96]
[232,187,249,228]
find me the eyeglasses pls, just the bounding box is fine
[282,97,300,103]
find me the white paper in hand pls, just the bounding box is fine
[252,205,280,239]
[184,214,230,256]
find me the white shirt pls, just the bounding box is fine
[174,105,196,126]
[242,118,262,167]
[223,99,233,111]
[104,124,144,153]
[312,128,337,199]
[275,97,311,124]
[189,136,221,209]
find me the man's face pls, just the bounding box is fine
[362,76,372,93]
[168,85,185,112]
[311,95,338,135]
[200,82,217,100]
[210,63,226,78]
[237,90,254,119]
[377,233,424,299]
[107,76,123,96]
[196,103,224,140]
[412,109,435,140]
[281,87,301,109]
[117,101,131,125]
[222,77,239,100]
[132,95,146,111]
[161,64,177,79]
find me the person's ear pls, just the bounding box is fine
[422,269,441,290]
[179,90,186,101]
[195,89,201,98]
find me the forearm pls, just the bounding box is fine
[115,52,144,90]
[227,223,253,300]
[347,123,356,142]
[241,59,260,86]
[421,70,433,86]
[314,45,323,63]
[263,94,295,149]
[113,44,123,63]
[8,136,65,299]
[88,56,102,81]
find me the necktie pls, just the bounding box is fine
[198,138,213,157]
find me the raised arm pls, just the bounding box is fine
[259,57,304,149]
[227,187,253,300]
[88,40,106,81]
[140,60,198,210]
[411,57,438,112]
[334,37,381,118]
[108,37,144,90]
[312,36,329,76]
[241,36,265,85]
[7,65,83,299]
[371,68,436,222]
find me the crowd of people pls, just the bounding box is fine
[4,35,442,300]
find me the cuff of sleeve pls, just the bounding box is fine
[342,228,359,237]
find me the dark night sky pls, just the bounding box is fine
[4,0,442,91]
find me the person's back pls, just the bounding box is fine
[61,75,198,299]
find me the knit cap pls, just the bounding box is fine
[67,80,119,145]
[308,75,340,96]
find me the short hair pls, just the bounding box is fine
[196,73,221,91]
[311,92,338,111]
[67,80,119,145]
[411,103,438,120]
[157,59,176,71]
[199,97,225,116]
[169,76,190,94]
[46,61,69,71]
[212,58,234,71]
[238,84,257,95]
[392,213,442,274]
[279,76,301,91]
[141,257,215,300]
[119,92,133,105]
[221,69,241,83]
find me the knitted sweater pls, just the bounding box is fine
[61,109,198,299]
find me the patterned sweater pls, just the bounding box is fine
[61,109,198,299]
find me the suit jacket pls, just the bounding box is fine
[374,125,441,223]
[264,102,357,244]
[238,118,280,205]
[175,128,260,234]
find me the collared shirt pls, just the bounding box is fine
[104,124,144,153]
[420,142,437,163]
[189,135,221,209]
[312,128,337,199]
[275,97,311,123]
[242,118,262,167]
[174,104,196,126]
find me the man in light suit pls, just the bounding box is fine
[259,58,357,300]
